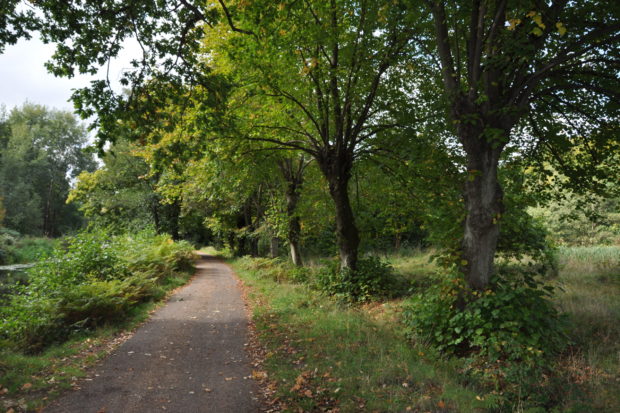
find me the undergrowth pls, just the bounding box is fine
[232,246,619,412]
[0,230,195,411]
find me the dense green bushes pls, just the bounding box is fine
[236,255,399,303]
[403,268,569,407]
[0,228,57,265]
[0,230,195,352]
[314,257,398,302]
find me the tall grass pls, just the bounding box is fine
[554,246,620,388]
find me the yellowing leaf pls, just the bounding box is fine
[556,22,567,36]
[526,11,537,18]
[531,27,544,36]
[532,14,546,29]
[507,18,521,31]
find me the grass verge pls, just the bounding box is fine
[230,245,619,412]
[0,272,192,413]
[231,256,494,412]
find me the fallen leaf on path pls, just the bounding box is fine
[21,383,32,390]
[438,400,446,408]
[225,377,234,381]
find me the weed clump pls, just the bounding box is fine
[314,256,397,302]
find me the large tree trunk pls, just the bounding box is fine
[326,171,360,271]
[459,127,505,290]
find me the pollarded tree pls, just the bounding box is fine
[422,0,620,289]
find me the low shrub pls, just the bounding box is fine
[403,269,569,408]
[0,230,195,352]
[404,270,567,359]
[314,256,396,302]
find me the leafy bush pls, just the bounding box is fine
[403,269,569,408]
[314,257,396,302]
[0,230,195,352]
[0,229,57,265]
[403,270,567,361]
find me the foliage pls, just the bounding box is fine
[0,230,195,352]
[404,270,567,361]
[403,269,569,407]
[0,104,96,237]
[230,255,493,413]
[314,257,397,303]
[0,229,58,265]
[531,193,620,246]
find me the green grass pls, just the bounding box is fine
[0,273,193,412]
[230,246,620,412]
[552,246,620,410]
[232,256,495,412]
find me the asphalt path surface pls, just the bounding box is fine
[45,254,260,413]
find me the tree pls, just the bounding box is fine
[204,0,416,270]
[4,0,418,272]
[68,139,160,232]
[0,104,96,236]
[423,1,620,289]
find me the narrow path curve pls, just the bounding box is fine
[45,254,260,413]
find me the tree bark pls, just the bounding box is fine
[316,148,360,271]
[280,158,306,267]
[288,215,303,267]
[325,169,360,271]
[284,188,303,265]
[460,127,505,290]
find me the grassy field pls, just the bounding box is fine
[229,245,620,412]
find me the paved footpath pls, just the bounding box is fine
[45,254,260,413]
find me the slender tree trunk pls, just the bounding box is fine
[285,185,303,266]
[280,158,307,267]
[151,196,161,233]
[269,237,279,258]
[459,127,505,290]
[288,215,303,267]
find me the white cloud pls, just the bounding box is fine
[0,35,141,112]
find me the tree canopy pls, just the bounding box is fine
[3,0,618,289]
[0,104,96,236]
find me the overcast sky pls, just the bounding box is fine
[0,36,139,114]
